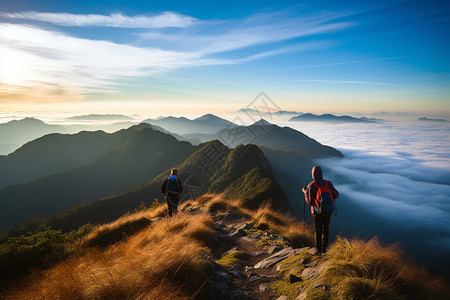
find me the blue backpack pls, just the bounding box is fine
[312,181,334,215]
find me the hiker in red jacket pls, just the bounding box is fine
[302,166,339,255]
[160,168,183,217]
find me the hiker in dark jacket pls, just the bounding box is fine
[160,168,183,217]
[302,166,339,255]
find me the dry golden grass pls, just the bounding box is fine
[285,222,315,248]
[195,193,217,205]
[83,204,168,248]
[8,213,216,299]
[249,204,315,248]
[324,237,449,299]
[178,199,196,211]
[180,193,252,220]
[253,204,290,229]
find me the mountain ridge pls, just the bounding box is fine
[184,121,343,159]
[2,138,287,234]
[143,114,236,135]
[67,114,134,121]
[0,126,197,228]
[289,113,382,123]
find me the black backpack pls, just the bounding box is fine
[167,177,180,193]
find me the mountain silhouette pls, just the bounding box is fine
[184,120,343,159]
[67,114,134,121]
[0,118,341,231]
[0,118,67,155]
[0,126,196,228]
[289,113,382,123]
[7,140,288,233]
[143,114,236,135]
[418,117,448,122]
[0,131,120,189]
[236,108,301,116]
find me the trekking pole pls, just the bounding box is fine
[303,184,307,234]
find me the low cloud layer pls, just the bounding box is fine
[295,122,450,259]
[323,153,450,231]
[286,121,450,170]
[280,121,450,270]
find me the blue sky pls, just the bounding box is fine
[0,0,448,115]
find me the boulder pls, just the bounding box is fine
[230,228,247,238]
[233,222,251,230]
[248,232,264,239]
[254,247,295,269]
[306,247,318,255]
[250,250,265,257]
[294,247,309,254]
[223,247,238,256]
[267,245,283,255]
[301,267,317,279]
[240,236,259,243]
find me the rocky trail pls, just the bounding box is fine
[181,206,327,300]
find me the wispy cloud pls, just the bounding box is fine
[293,79,402,87]
[278,56,408,70]
[0,23,205,100]
[0,11,196,28]
[0,10,354,101]
[139,11,353,55]
[236,41,335,63]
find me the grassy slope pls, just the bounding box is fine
[4,194,448,299]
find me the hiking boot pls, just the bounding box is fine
[313,248,322,256]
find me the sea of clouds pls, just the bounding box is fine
[282,121,450,273]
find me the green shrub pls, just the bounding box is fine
[0,228,65,280]
[0,224,94,281]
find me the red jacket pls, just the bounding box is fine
[304,166,339,213]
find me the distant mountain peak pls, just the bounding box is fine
[237,108,260,113]
[195,113,215,119]
[289,113,381,123]
[418,117,448,122]
[236,108,301,116]
[251,119,272,126]
[67,114,133,121]
[143,114,235,135]
[12,117,45,124]
[194,114,231,123]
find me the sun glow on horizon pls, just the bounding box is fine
[0,1,449,115]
